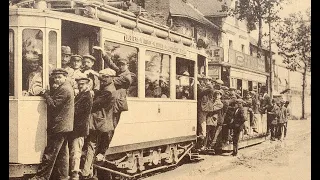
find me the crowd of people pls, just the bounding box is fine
[23,44,290,179]
[195,75,291,156]
[29,46,132,180]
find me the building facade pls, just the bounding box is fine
[190,0,271,96]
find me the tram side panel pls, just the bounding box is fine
[106,100,197,154]
[9,99,47,164]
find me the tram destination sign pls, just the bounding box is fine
[124,33,187,55]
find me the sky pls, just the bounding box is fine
[278,0,311,18]
[249,0,311,65]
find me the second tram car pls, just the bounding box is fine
[9,1,267,179]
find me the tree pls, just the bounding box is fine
[221,0,284,96]
[274,8,311,119]
[222,0,283,57]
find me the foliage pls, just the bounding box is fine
[274,8,311,72]
[221,0,284,56]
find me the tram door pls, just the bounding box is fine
[61,20,101,71]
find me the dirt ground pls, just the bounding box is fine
[145,120,311,180]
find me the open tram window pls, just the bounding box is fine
[9,30,14,96]
[176,57,195,100]
[104,41,138,97]
[197,55,206,76]
[22,29,43,96]
[145,51,170,98]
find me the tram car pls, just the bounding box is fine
[9,0,267,179]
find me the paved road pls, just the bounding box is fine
[144,120,311,180]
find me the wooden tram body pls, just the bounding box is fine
[9,1,267,178]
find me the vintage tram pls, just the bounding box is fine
[9,0,267,179]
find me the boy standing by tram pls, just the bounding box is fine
[30,68,74,180]
[69,74,93,180]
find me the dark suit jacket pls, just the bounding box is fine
[44,81,74,134]
[233,107,246,130]
[90,84,116,132]
[113,69,132,113]
[72,90,93,137]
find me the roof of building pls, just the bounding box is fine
[169,0,223,31]
[188,0,232,17]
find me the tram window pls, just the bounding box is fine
[104,41,138,97]
[9,30,14,96]
[48,31,57,74]
[145,51,170,98]
[176,57,195,100]
[197,55,206,76]
[22,29,44,96]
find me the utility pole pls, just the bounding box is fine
[268,8,273,98]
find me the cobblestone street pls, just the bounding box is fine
[145,120,311,180]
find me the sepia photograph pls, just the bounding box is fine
[9,0,310,180]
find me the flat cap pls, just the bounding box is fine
[61,46,72,55]
[99,68,116,77]
[75,73,90,82]
[51,68,68,76]
[213,89,223,95]
[71,54,83,61]
[215,79,224,85]
[83,54,96,62]
[118,58,128,64]
[221,86,229,91]
[236,98,245,103]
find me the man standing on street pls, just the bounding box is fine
[30,68,74,180]
[69,74,93,180]
[260,86,272,135]
[232,99,247,156]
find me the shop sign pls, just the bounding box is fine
[230,49,265,72]
[206,46,224,62]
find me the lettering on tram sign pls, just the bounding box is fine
[124,34,187,55]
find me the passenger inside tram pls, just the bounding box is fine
[145,51,170,98]
[176,57,195,100]
[21,30,44,96]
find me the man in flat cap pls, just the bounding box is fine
[81,68,117,179]
[260,86,272,135]
[92,46,133,125]
[61,46,75,77]
[231,98,247,156]
[69,74,93,180]
[22,50,44,96]
[70,54,84,95]
[214,79,224,90]
[111,58,132,128]
[205,90,224,153]
[277,100,287,141]
[82,54,100,92]
[30,68,74,180]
